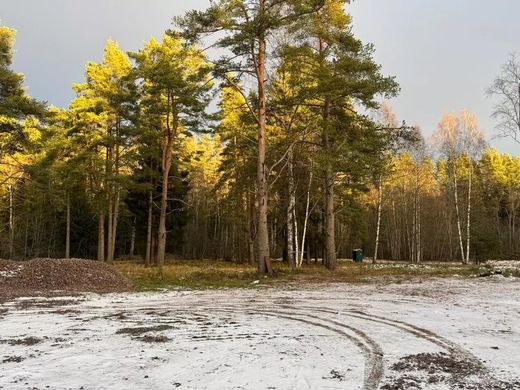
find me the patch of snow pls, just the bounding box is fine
[1,279,519,389]
[486,260,520,272]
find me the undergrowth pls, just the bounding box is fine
[115,259,482,291]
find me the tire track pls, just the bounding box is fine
[210,305,384,390]
[217,297,484,369]
[207,297,493,386]
[295,305,484,364]
[283,304,492,386]
[6,290,517,389]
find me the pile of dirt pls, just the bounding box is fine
[0,258,133,300]
[391,352,481,376]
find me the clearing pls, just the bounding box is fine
[1,277,519,389]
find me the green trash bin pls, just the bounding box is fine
[353,249,364,263]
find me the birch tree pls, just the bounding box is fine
[487,53,520,144]
[459,110,486,263]
[373,102,399,263]
[434,110,485,263]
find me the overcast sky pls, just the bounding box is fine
[1,0,519,153]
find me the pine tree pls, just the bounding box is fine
[71,39,136,263]
[130,33,212,269]
[0,24,45,259]
[283,1,399,269]
[176,0,327,273]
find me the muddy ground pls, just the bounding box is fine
[0,278,519,389]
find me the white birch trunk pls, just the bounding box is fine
[286,146,296,269]
[298,171,313,268]
[293,206,299,268]
[453,169,465,262]
[373,178,383,264]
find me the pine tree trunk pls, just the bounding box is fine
[107,137,121,264]
[390,201,398,260]
[97,212,105,262]
[65,192,71,259]
[255,5,270,273]
[508,207,513,254]
[157,135,174,269]
[106,192,113,263]
[145,191,153,267]
[157,90,179,269]
[8,184,14,260]
[129,216,136,257]
[270,218,277,255]
[110,187,120,262]
[24,217,29,260]
[34,214,40,258]
[105,144,113,263]
[247,191,255,264]
[151,233,157,266]
[324,164,336,269]
[323,124,336,270]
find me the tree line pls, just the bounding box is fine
[1,1,519,271]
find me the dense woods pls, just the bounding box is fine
[1,1,519,271]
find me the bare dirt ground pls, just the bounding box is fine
[0,259,133,302]
[0,278,519,390]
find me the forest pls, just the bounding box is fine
[1,0,520,273]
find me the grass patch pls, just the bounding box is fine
[116,260,261,290]
[115,259,482,291]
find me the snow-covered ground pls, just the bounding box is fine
[1,278,519,389]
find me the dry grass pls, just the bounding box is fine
[115,259,481,290]
[115,260,259,289]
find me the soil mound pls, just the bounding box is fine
[0,258,133,300]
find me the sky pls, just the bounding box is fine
[1,0,519,154]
